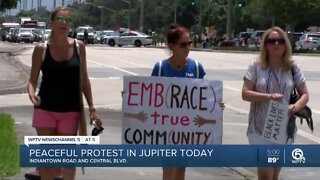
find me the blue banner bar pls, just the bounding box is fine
[20,145,320,167]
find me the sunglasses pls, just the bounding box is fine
[55,16,72,23]
[265,38,285,45]
[177,40,193,48]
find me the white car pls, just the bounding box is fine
[76,26,95,44]
[106,31,153,47]
[295,33,320,50]
[100,30,119,45]
[43,29,51,41]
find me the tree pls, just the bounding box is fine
[0,0,19,12]
[251,0,320,31]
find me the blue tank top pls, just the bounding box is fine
[37,41,80,112]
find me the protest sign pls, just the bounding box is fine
[121,76,223,145]
[263,100,289,144]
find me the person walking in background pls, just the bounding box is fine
[151,23,224,180]
[84,29,88,45]
[152,31,158,46]
[27,6,101,180]
[242,27,309,180]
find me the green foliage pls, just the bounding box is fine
[0,0,18,12]
[5,0,319,34]
[0,112,20,177]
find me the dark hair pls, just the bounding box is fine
[166,23,189,44]
[50,6,71,21]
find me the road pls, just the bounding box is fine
[1,43,320,180]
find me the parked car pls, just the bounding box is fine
[247,30,265,48]
[13,28,34,43]
[43,29,51,41]
[100,30,119,45]
[34,29,45,42]
[6,27,17,42]
[76,26,94,44]
[106,31,152,47]
[295,33,320,50]
[287,32,303,50]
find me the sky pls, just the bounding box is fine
[6,0,83,16]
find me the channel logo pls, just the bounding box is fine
[291,148,306,164]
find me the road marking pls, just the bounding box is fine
[224,85,241,92]
[89,77,121,80]
[89,60,139,76]
[224,122,248,126]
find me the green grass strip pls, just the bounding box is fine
[0,112,20,177]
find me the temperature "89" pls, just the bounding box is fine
[268,157,279,163]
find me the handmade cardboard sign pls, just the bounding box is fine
[263,100,289,144]
[122,76,223,145]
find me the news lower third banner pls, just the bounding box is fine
[20,144,320,167]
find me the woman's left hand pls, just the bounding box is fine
[288,104,296,117]
[90,111,102,127]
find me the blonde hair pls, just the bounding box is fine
[259,27,292,70]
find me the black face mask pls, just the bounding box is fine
[91,125,104,136]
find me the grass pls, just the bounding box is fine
[0,112,20,177]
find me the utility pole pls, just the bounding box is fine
[226,0,232,39]
[62,0,65,6]
[23,0,27,10]
[139,0,144,32]
[54,0,56,9]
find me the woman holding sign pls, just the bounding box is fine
[242,27,309,180]
[151,24,224,180]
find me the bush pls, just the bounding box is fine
[0,112,20,177]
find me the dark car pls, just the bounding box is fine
[247,30,265,48]
[235,32,252,46]
[287,32,303,50]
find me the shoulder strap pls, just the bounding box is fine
[74,38,80,56]
[158,60,162,77]
[42,41,47,61]
[42,39,80,60]
[291,63,296,88]
[195,60,199,78]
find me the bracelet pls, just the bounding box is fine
[89,107,96,113]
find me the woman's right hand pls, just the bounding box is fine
[29,94,41,106]
[268,93,284,102]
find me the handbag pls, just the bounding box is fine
[287,64,314,142]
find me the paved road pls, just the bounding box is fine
[1,42,320,180]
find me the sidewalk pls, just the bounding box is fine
[0,42,29,95]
